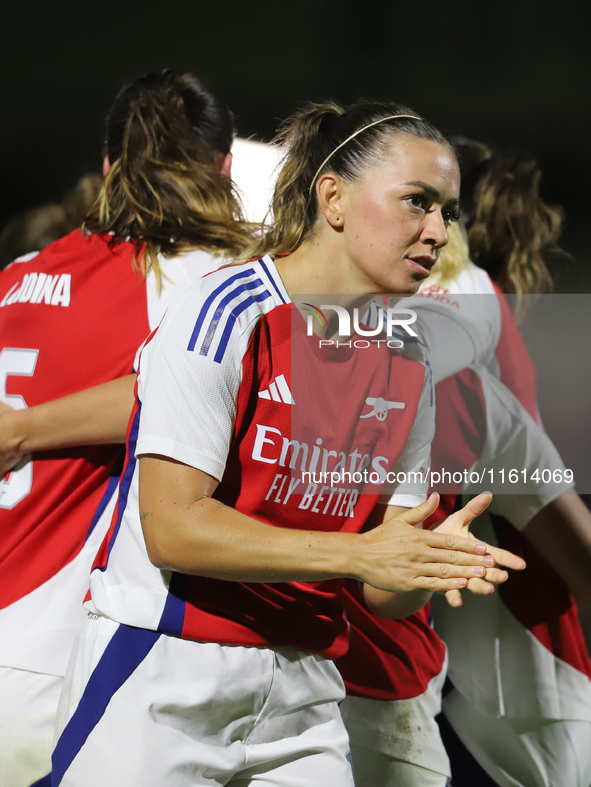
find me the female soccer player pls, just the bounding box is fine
[0,70,257,787]
[50,102,524,787]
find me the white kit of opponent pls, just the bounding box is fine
[51,256,435,787]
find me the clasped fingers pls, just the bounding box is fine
[421,560,492,582]
[424,530,489,556]
[421,545,496,570]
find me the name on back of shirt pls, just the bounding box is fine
[0,273,71,308]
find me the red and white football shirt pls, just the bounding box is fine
[88,256,433,658]
[0,230,221,676]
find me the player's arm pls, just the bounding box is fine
[361,502,437,619]
[138,455,505,589]
[405,296,499,385]
[0,374,135,473]
[362,493,524,618]
[462,371,591,600]
[521,493,591,602]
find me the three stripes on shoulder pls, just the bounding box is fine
[258,374,295,405]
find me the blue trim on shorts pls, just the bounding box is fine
[51,623,160,786]
[346,750,357,785]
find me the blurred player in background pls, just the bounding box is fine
[0,137,278,273]
[337,218,576,787]
[0,175,103,272]
[0,69,264,787]
[431,137,591,787]
[338,138,591,787]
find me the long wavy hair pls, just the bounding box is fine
[239,100,452,263]
[450,135,566,294]
[84,71,253,289]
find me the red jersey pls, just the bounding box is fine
[88,257,433,658]
[0,230,221,676]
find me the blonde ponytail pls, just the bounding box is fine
[430,221,471,287]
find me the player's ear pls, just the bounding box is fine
[219,152,232,178]
[316,174,345,230]
[102,156,111,177]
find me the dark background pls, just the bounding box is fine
[2,0,591,288]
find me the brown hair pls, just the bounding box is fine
[240,100,452,262]
[450,135,566,294]
[84,71,253,288]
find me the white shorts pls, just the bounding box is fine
[444,687,591,787]
[339,662,450,787]
[53,614,355,787]
[0,665,61,787]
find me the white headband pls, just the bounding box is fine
[308,114,422,197]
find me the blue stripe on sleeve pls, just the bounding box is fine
[187,268,255,352]
[258,257,287,303]
[29,774,51,787]
[51,624,160,786]
[199,278,265,357]
[213,290,271,364]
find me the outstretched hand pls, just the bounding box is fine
[432,492,526,607]
[358,493,507,598]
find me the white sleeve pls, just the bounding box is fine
[379,367,434,509]
[403,292,501,385]
[465,368,573,529]
[146,250,225,331]
[135,279,256,482]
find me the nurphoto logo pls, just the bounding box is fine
[303,304,418,349]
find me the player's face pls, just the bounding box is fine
[339,135,460,294]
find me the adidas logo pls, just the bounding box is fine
[258,374,295,405]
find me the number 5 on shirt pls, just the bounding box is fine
[0,347,39,509]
